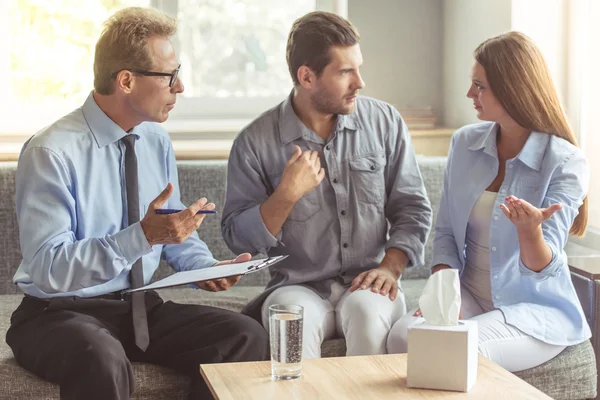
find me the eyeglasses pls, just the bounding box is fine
[112,64,181,87]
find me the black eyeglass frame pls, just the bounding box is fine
[112,64,181,87]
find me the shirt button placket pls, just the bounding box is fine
[326,141,348,269]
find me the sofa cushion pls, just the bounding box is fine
[514,340,597,400]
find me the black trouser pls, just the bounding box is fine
[6,291,269,400]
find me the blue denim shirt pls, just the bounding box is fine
[13,93,218,298]
[433,122,591,345]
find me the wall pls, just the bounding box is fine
[442,0,512,129]
[349,0,444,121]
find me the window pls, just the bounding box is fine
[567,0,600,243]
[1,0,347,135]
[2,0,151,134]
[511,0,599,243]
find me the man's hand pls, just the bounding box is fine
[349,248,408,301]
[196,253,252,292]
[140,183,215,246]
[276,145,325,203]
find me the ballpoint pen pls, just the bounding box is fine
[155,209,217,215]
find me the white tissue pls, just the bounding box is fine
[419,268,461,326]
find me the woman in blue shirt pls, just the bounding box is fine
[386,31,590,372]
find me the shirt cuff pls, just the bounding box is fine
[385,233,423,268]
[190,256,221,270]
[518,242,563,280]
[113,222,153,264]
[235,204,282,253]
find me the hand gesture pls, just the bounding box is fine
[278,145,325,203]
[140,183,215,246]
[349,266,400,301]
[500,195,562,229]
[196,253,251,292]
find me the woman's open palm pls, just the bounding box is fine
[500,195,562,228]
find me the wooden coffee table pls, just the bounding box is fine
[200,354,551,399]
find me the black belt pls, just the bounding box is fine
[25,291,131,302]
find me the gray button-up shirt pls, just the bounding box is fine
[222,93,432,319]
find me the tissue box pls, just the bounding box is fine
[407,319,478,392]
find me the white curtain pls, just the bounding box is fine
[569,0,600,233]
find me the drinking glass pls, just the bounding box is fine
[269,304,303,380]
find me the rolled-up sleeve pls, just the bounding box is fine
[221,139,282,255]
[431,134,463,272]
[518,149,589,280]
[384,115,433,268]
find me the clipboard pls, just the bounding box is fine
[124,255,288,293]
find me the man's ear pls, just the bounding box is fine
[297,65,315,89]
[115,70,135,94]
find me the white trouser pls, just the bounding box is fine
[386,285,566,372]
[262,281,407,359]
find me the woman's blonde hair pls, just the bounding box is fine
[94,7,176,95]
[475,31,588,236]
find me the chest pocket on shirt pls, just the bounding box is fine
[511,176,544,207]
[268,173,321,222]
[516,177,542,190]
[349,154,387,204]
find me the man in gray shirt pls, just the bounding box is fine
[221,11,432,358]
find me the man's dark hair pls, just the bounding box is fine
[286,11,360,85]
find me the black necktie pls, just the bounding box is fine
[122,134,150,351]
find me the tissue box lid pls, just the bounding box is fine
[408,319,477,332]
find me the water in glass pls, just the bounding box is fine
[270,311,303,380]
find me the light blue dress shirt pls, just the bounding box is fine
[13,93,218,299]
[433,122,591,346]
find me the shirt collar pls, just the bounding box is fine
[468,122,549,171]
[82,92,140,148]
[468,122,499,158]
[517,131,549,171]
[279,91,361,144]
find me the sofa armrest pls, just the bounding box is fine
[570,257,600,330]
[570,256,600,400]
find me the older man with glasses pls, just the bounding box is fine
[6,7,267,400]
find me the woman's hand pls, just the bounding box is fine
[500,195,562,229]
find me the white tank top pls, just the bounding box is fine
[462,191,497,313]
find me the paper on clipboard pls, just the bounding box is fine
[125,255,287,293]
